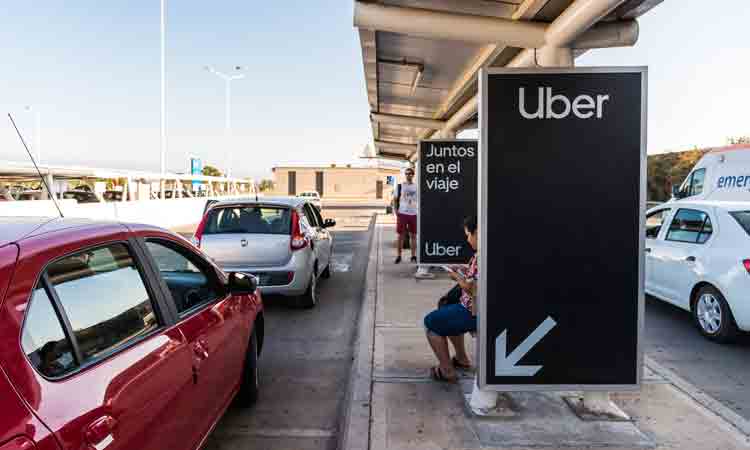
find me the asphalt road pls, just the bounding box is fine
[645,295,750,420]
[203,212,374,450]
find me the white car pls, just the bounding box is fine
[298,191,322,209]
[645,201,750,342]
[672,144,750,202]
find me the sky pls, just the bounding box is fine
[1,1,748,179]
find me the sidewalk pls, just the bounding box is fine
[343,217,750,450]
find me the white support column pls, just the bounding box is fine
[470,335,498,414]
[43,172,53,200]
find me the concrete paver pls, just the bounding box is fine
[359,218,750,450]
[371,382,480,450]
[375,327,474,380]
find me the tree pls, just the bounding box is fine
[647,147,707,202]
[202,165,223,177]
[728,136,750,145]
[258,179,275,192]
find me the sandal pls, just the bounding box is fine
[452,357,472,371]
[430,366,457,383]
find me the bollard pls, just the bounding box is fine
[469,335,497,414]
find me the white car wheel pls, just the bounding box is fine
[692,285,738,343]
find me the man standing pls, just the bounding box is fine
[392,167,418,263]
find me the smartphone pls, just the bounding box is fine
[443,265,466,279]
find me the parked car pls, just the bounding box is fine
[672,144,750,202]
[151,190,191,200]
[193,197,336,308]
[298,191,322,209]
[14,189,44,201]
[645,201,750,342]
[62,189,101,203]
[103,190,125,202]
[0,217,264,450]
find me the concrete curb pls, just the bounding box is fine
[645,355,750,438]
[338,217,379,450]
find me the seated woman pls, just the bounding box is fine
[424,216,478,383]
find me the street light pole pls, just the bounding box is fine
[205,66,244,178]
[160,0,167,197]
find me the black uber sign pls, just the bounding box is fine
[479,68,646,390]
[418,139,478,265]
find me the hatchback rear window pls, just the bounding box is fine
[730,211,750,235]
[204,206,291,235]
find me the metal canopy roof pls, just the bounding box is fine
[355,0,662,160]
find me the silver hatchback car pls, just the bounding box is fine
[193,197,335,307]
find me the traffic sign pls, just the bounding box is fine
[417,139,478,265]
[478,67,646,390]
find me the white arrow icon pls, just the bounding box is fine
[495,316,557,377]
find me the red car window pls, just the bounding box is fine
[144,239,221,316]
[21,287,77,378]
[47,244,159,364]
[20,243,162,379]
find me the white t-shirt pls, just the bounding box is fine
[394,182,418,216]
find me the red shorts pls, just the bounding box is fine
[397,213,417,235]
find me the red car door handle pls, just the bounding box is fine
[85,415,117,449]
[193,342,209,360]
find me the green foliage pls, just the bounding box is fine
[202,165,223,177]
[258,179,274,192]
[647,148,707,202]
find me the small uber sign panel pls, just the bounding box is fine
[479,67,646,390]
[418,139,478,265]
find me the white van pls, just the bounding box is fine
[673,144,750,201]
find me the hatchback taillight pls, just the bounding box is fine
[743,259,750,274]
[192,212,209,248]
[290,210,308,251]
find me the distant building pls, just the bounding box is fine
[272,164,402,201]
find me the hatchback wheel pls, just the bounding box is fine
[237,328,260,407]
[693,285,738,343]
[297,272,318,308]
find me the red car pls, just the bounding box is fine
[0,217,263,450]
